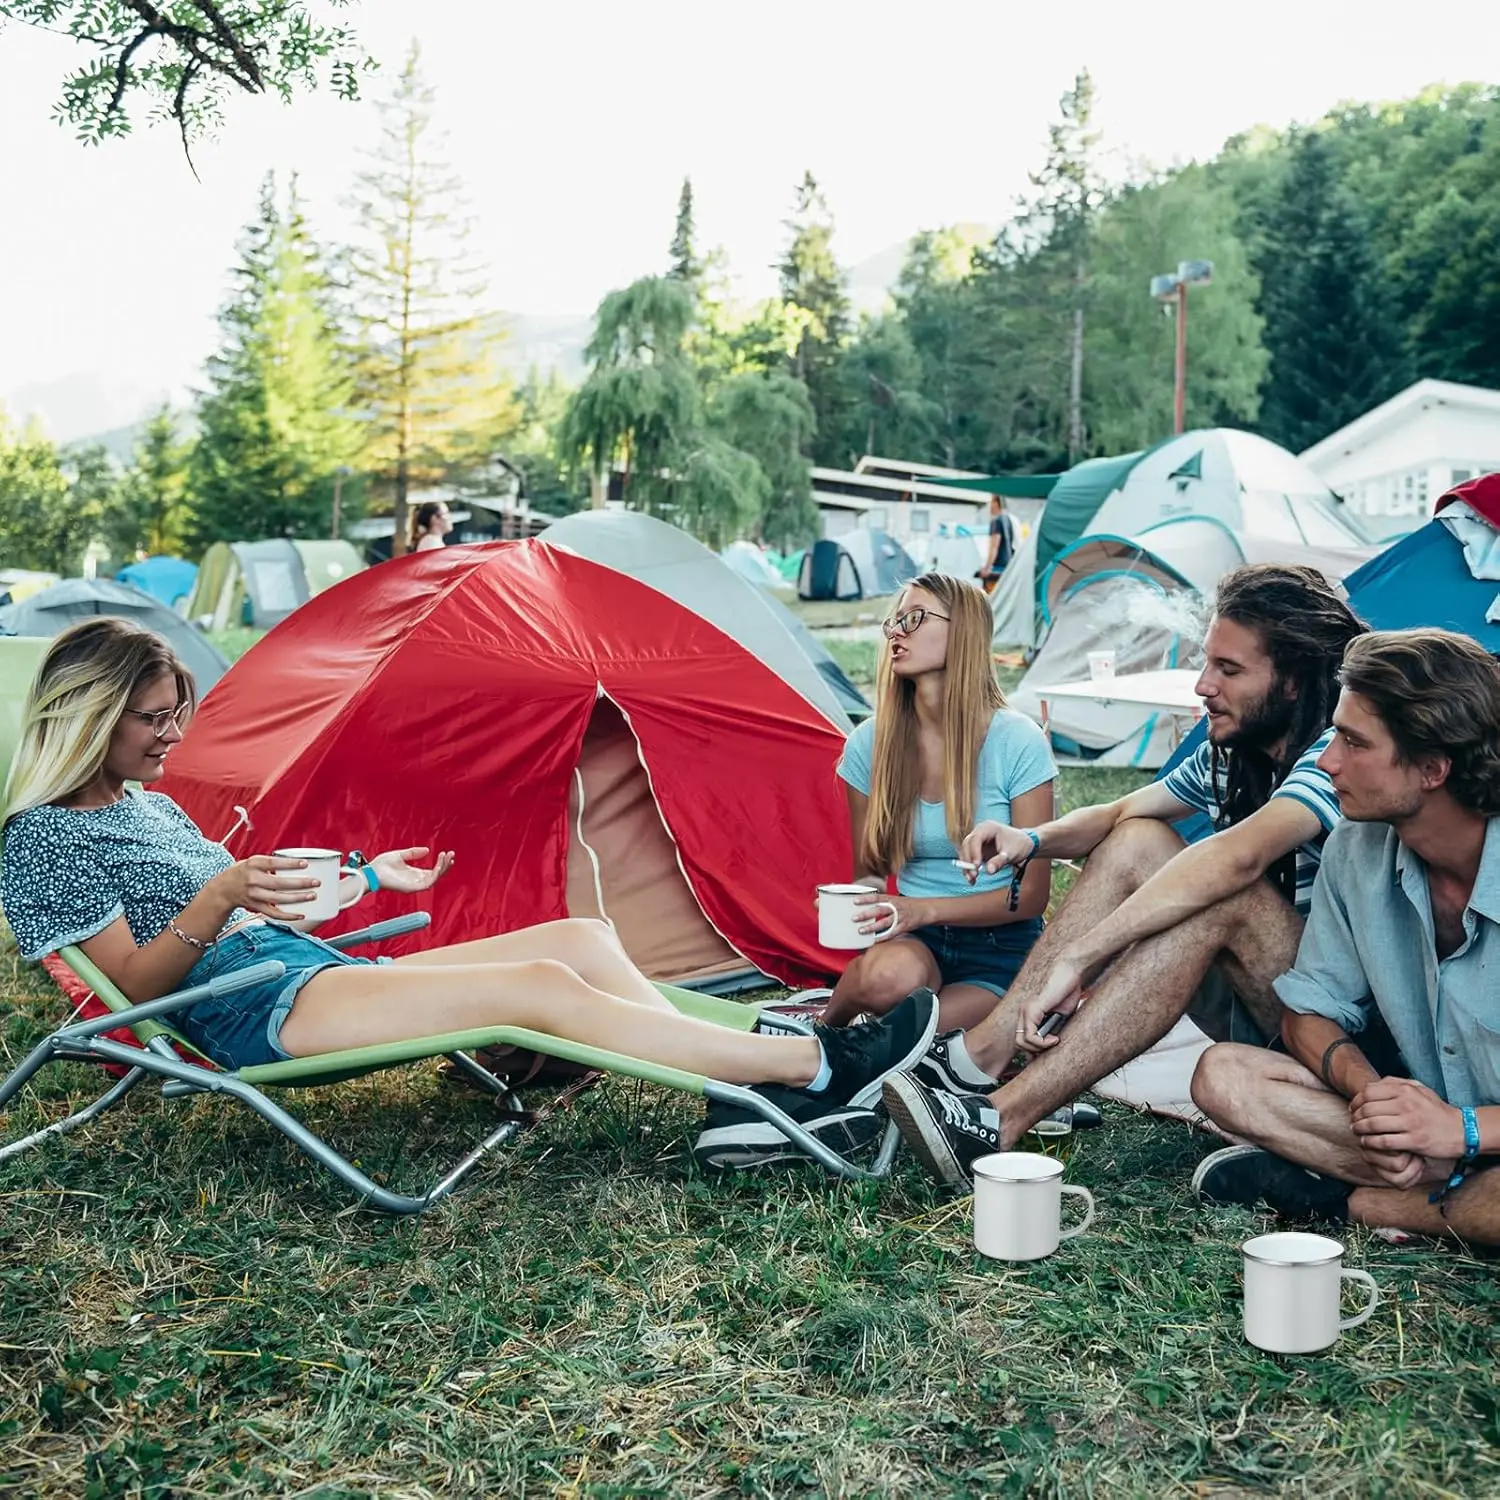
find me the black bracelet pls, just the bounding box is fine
[1320,1036,1357,1090]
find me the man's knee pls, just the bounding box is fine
[1087,817,1186,886]
[1190,1042,1263,1127]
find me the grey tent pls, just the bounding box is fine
[0,578,231,693]
[187,539,313,630]
[542,510,870,728]
[798,528,919,601]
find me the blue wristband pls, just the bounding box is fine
[361,864,380,894]
[1461,1106,1481,1161]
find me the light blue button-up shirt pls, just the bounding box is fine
[1275,817,1500,1107]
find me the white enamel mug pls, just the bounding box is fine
[816,883,898,949]
[972,1152,1096,1262]
[1242,1232,1380,1354]
[272,847,365,923]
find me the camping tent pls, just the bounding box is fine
[115,556,198,612]
[158,539,856,991]
[0,570,60,607]
[187,539,365,630]
[918,531,987,579]
[545,510,868,727]
[994,431,1366,647]
[798,529,919,601]
[0,579,230,694]
[1008,519,1374,767]
[719,540,787,592]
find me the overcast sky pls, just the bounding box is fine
[2,0,1497,424]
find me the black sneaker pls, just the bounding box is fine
[882,1072,1000,1189]
[693,1088,884,1170]
[1192,1145,1350,1221]
[693,988,938,1171]
[911,1029,999,1094]
[813,987,940,1108]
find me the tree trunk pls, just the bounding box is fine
[1067,298,1085,462]
[590,467,607,509]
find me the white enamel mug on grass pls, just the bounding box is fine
[816,883,898,950]
[1242,1232,1380,1354]
[972,1152,1096,1262]
[272,847,365,924]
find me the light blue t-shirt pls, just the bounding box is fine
[837,709,1057,899]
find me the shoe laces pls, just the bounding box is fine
[932,1088,994,1136]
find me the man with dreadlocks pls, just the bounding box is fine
[882,563,1369,1188]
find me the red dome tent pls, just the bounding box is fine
[160,540,852,989]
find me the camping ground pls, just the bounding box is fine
[0,628,1495,1496]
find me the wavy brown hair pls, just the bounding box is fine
[1340,629,1500,815]
[862,573,1005,875]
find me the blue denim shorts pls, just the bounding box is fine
[909,919,1043,999]
[177,922,389,1071]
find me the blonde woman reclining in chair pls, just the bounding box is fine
[0,620,938,1172]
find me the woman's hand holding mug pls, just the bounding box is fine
[210,856,321,923]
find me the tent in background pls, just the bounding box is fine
[0,579,230,693]
[798,529,919,601]
[544,509,869,727]
[918,531,987,579]
[719,540,788,592]
[160,539,856,992]
[0,635,50,779]
[187,539,365,630]
[0,570,60,607]
[115,556,198,612]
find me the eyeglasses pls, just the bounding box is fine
[881,607,950,639]
[123,702,190,738]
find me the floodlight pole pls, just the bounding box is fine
[1173,280,1189,436]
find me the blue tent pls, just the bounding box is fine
[116,556,198,611]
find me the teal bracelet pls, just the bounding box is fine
[361,865,380,894]
[1461,1105,1481,1161]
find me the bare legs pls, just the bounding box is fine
[1192,1045,1500,1246]
[280,916,822,1086]
[957,820,1304,1150]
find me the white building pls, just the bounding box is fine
[811,456,993,549]
[1299,379,1500,536]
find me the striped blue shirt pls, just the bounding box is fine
[1159,728,1342,916]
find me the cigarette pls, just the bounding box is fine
[953,859,980,870]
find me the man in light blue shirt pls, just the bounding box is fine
[1193,629,1500,1247]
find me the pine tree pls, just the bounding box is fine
[190,174,361,544]
[1256,132,1411,453]
[779,172,851,465]
[111,404,193,557]
[346,42,515,554]
[667,177,702,291]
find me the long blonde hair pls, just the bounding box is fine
[862,573,1005,875]
[3,619,196,823]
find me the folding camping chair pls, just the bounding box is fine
[0,913,901,1213]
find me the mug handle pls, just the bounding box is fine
[868,901,900,942]
[1339,1268,1380,1331]
[337,864,366,911]
[1057,1184,1095,1240]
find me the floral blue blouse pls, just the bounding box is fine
[1,791,248,960]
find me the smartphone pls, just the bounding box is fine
[1036,1012,1069,1040]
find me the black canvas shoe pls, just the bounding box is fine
[882,1072,1001,1189]
[1192,1145,1350,1221]
[693,1088,884,1170]
[693,988,938,1171]
[912,1029,999,1094]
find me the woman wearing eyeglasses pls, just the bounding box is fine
[822,573,1057,1054]
[0,619,940,1171]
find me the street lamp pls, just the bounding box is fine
[1150,259,1214,435]
[330,465,353,540]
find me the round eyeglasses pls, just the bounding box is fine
[881,607,951,639]
[123,702,190,738]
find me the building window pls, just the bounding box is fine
[1453,468,1473,485]
[909,509,931,533]
[865,507,888,530]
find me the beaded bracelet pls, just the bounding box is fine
[167,919,214,952]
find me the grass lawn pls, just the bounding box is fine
[0,631,1495,1494]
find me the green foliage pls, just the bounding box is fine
[190,173,361,545]
[1255,133,1411,453]
[0,1,372,151]
[346,43,517,550]
[780,171,853,465]
[109,405,194,559]
[667,176,702,292]
[0,417,124,575]
[707,372,818,550]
